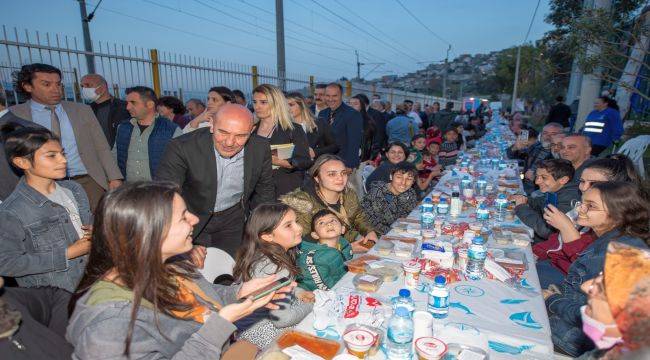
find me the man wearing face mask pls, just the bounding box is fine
[80,74,130,146]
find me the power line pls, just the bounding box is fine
[331,0,427,60]
[139,0,356,69]
[393,0,452,47]
[83,1,350,76]
[523,0,542,43]
[240,0,412,71]
[306,0,422,63]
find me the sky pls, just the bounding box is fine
[0,0,554,82]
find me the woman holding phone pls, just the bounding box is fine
[67,182,294,359]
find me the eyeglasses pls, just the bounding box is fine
[575,201,606,213]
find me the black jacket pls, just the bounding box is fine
[368,107,387,159]
[546,103,572,128]
[90,97,130,146]
[0,111,45,201]
[515,182,581,241]
[306,117,339,158]
[256,123,312,197]
[155,128,275,234]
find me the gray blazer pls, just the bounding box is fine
[10,100,123,189]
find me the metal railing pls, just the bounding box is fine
[0,25,459,109]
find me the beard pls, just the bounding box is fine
[551,152,561,159]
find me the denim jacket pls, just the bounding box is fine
[0,178,92,292]
[545,229,647,326]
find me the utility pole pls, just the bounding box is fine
[575,0,612,132]
[355,50,361,80]
[442,45,451,100]
[511,46,522,112]
[275,0,286,91]
[78,0,95,73]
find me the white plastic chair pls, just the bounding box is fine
[198,248,235,283]
[616,135,650,179]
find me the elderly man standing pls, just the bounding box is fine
[79,73,130,146]
[156,103,274,257]
[11,63,122,210]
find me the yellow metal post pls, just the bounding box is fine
[252,66,259,89]
[150,49,161,97]
[309,75,315,95]
[345,80,352,97]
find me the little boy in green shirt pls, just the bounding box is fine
[297,209,353,291]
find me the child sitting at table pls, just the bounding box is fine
[407,134,426,165]
[438,127,460,168]
[511,159,581,242]
[296,209,353,291]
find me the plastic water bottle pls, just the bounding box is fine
[450,190,462,217]
[436,197,449,215]
[476,176,487,196]
[421,201,435,230]
[392,289,415,314]
[476,203,489,222]
[427,275,449,319]
[495,193,509,221]
[420,197,433,214]
[460,175,472,193]
[386,307,414,359]
[466,236,487,280]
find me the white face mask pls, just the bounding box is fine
[81,86,101,103]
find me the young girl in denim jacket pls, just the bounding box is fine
[0,125,92,292]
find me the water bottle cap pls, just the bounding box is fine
[498,193,507,199]
[434,275,446,285]
[472,236,484,245]
[395,307,410,317]
[424,197,432,203]
[452,191,460,197]
[439,197,447,202]
[399,289,411,298]
[478,203,487,209]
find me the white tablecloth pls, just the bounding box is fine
[295,121,553,359]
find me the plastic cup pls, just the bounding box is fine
[415,337,447,360]
[402,260,422,288]
[457,248,468,270]
[413,311,434,340]
[343,329,375,359]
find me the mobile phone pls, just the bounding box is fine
[518,129,529,142]
[545,192,558,208]
[247,276,292,301]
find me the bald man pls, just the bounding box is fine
[80,74,130,146]
[156,104,274,257]
[560,134,594,184]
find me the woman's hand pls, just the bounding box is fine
[297,290,315,303]
[365,231,379,243]
[308,148,316,159]
[187,110,212,129]
[272,156,293,169]
[510,194,528,206]
[220,275,296,323]
[543,205,573,232]
[67,236,91,259]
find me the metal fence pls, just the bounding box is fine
[0,25,458,109]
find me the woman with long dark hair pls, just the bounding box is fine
[232,203,312,348]
[67,182,294,359]
[544,181,649,357]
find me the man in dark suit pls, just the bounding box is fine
[80,74,131,146]
[156,103,274,257]
[0,90,45,201]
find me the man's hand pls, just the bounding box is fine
[308,148,316,159]
[108,180,123,190]
[67,237,91,259]
[271,156,293,169]
[524,169,534,181]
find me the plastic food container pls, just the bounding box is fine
[344,324,383,357]
[353,274,383,293]
[375,240,394,256]
[367,266,400,282]
[402,259,422,288]
[394,241,414,258]
[343,328,375,358]
[275,330,341,360]
[345,255,380,274]
[414,337,447,360]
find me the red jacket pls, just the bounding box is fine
[533,230,597,275]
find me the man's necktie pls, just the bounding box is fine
[46,105,61,137]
